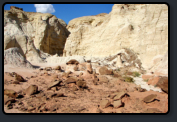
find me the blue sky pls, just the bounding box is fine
[4,4,114,24]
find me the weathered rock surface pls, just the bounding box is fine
[46,55,85,64]
[45,67,52,71]
[65,64,78,72]
[150,51,168,75]
[50,93,65,98]
[99,66,113,75]
[10,6,23,11]
[100,99,111,108]
[54,66,61,70]
[147,76,160,86]
[76,80,87,88]
[156,77,168,93]
[4,95,15,105]
[113,100,122,108]
[113,92,128,100]
[4,89,18,98]
[47,80,62,90]
[143,94,157,103]
[15,73,25,82]
[64,4,168,72]
[82,71,95,80]
[66,59,79,65]
[4,7,69,62]
[97,75,109,83]
[86,63,93,74]
[25,85,38,96]
[64,77,77,84]
[4,47,33,69]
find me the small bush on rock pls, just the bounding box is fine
[116,68,120,72]
[132,71,141,77]
[124,77,134,83]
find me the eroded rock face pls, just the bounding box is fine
[4,7,69,61]
[150,51,168,75]
[4,47,34,69]
[64,4,168,71]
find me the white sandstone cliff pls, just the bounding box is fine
[64,4,168,71]
[4,7,69,62]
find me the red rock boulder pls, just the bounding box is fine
[156,77,168,93]
[99,66,113,75]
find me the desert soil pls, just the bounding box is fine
[4,62,168,113]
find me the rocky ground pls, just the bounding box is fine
[4,60,168,113]
[3,5,168,114]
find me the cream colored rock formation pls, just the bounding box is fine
[64,4,168,71]
[4,47,33,69]
[4,7,69,62]
[150,51,168,75]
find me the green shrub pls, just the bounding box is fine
[143,79,149,82]
[113,68,120,73]
[116,68,120,71]
[124,76,134,83]
[132,71,141,77]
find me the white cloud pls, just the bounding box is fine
[34,4,55,13]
